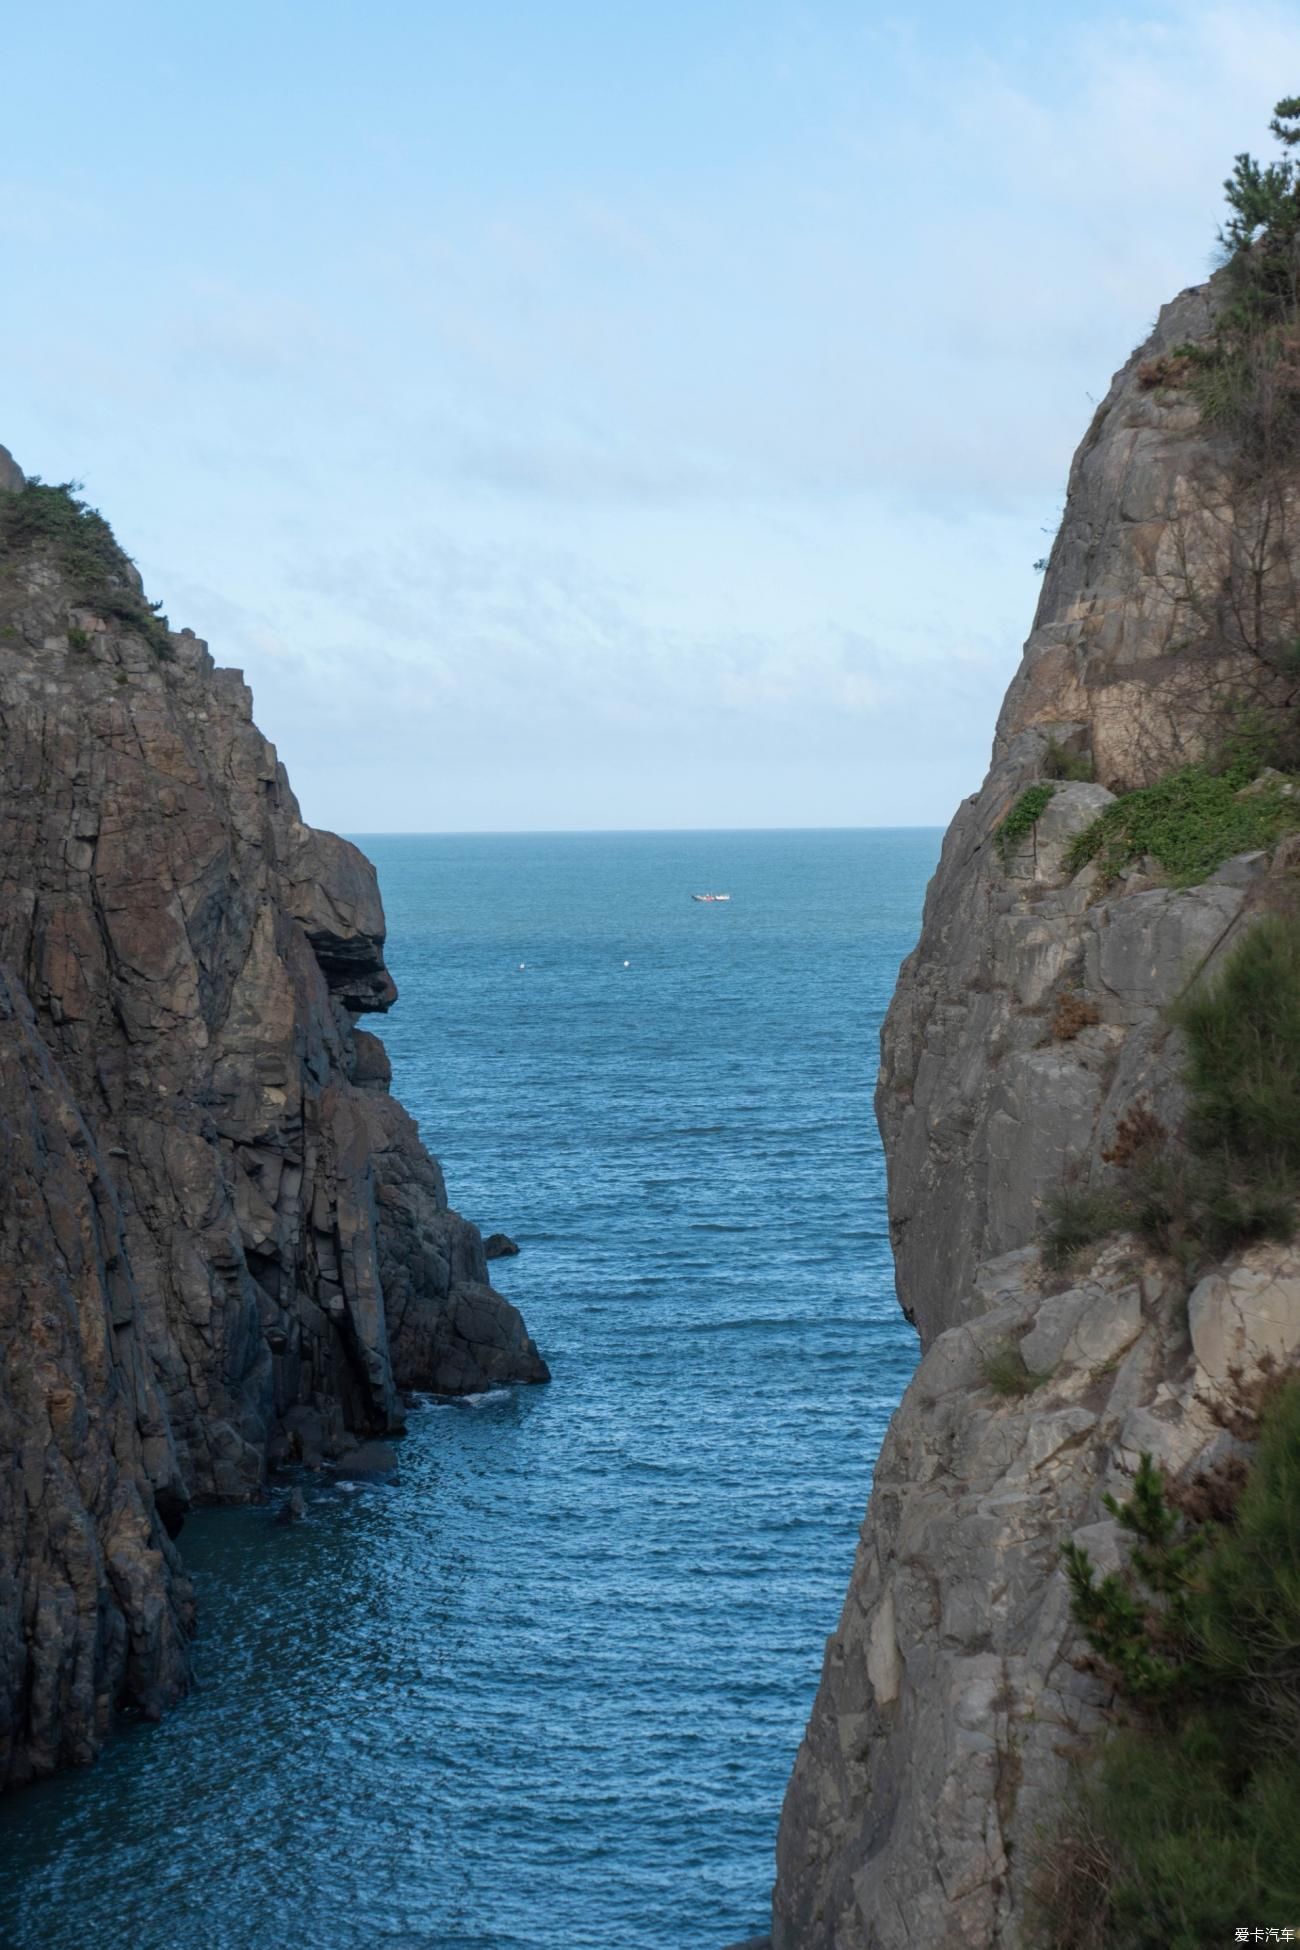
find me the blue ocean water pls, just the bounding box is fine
[0,828,937,1950]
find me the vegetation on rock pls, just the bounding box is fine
[1042,1185,1131,1270]
[0,476,173,657]
[996,782,1055,864]
[1050,990,1101,1041]
[1138,98,1300,466]
[1045,915,1300,1271]
[979,1340,1049,1398]
[1042,738,1095,783]
[1177,913,1300,1170]
[1065,760,1300,887]
[1036,1382,1300,1948]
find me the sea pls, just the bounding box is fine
[0,827,939,1950]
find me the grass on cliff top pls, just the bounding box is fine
[1064,761,1300,887]
[0,477,173,657]
[1033,1382,1300,1949]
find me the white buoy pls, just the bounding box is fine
[623,960,630,967]
[519,962,525,970]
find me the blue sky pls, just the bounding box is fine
[4,2,1299,831]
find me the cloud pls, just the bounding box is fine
[4,0,1299,831]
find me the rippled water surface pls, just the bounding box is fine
[0,828,938,1950]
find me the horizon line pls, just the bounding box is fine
[342,822,949,839]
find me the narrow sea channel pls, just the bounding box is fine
[0,828,936,1950]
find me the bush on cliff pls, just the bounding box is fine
[1042,738,1095,783]
[1064,761,1300,887]
[0,477,172,657]
[995,783,1055,864]
[1175,912,1300,1172]
[1159,97,1300,465]
[1034,1381,1300,1948]
[1220,97,1300,333]
[1044,916,1300,1271]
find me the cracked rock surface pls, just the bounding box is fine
[770,274,1300,1947]
[0,448,546,1788]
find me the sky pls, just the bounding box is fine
[4,2,1300,833]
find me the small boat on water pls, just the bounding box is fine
[691,892,731,902]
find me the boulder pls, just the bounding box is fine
[425,1282,550,1395]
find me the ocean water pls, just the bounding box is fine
[0,828,938,1950]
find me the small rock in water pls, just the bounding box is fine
[483,1232,520,1259]
[276,1487,307,1525]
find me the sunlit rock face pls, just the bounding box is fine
[0,448,546,1788]
[770,274,1300,1948]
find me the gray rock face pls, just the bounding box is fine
[0,463,547,1787]
[769,274,1300,1946]
[876,273,1281,1349]
[773,1237,1300,1949]
[875,772,1266,1348]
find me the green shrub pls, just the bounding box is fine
[979,1340,1049,1398]
[1078,1719,1300,1949]
[1063,1453,1207,1700]
[1042,1185,1131,1269]
[1219,98,1300,333]
[1175,98,1300,463]
[996,783,1056,863]
[1042,919,1300,1271]
[0,478,172,658]
[1043,738,1095,783]
[1129,1144,1295,1265]
[1065,763,1300,887]
[1037,1384,1300,1947]
[1175,915,1300,1171]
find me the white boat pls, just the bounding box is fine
[691,892,731,902]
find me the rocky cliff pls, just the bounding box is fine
[769,275,1300,1945]
[0,452,547,1789]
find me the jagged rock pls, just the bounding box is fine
[418,1281,550,1396]
[772,1240,1261,1948]
[483,1232,520,1259]
[0,458,546,1787]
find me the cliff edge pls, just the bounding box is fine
[771,267,1300,1945]
[0,455,547,1789]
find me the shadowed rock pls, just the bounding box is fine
[0,455,546,1787]
[409,1281,549,1396]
